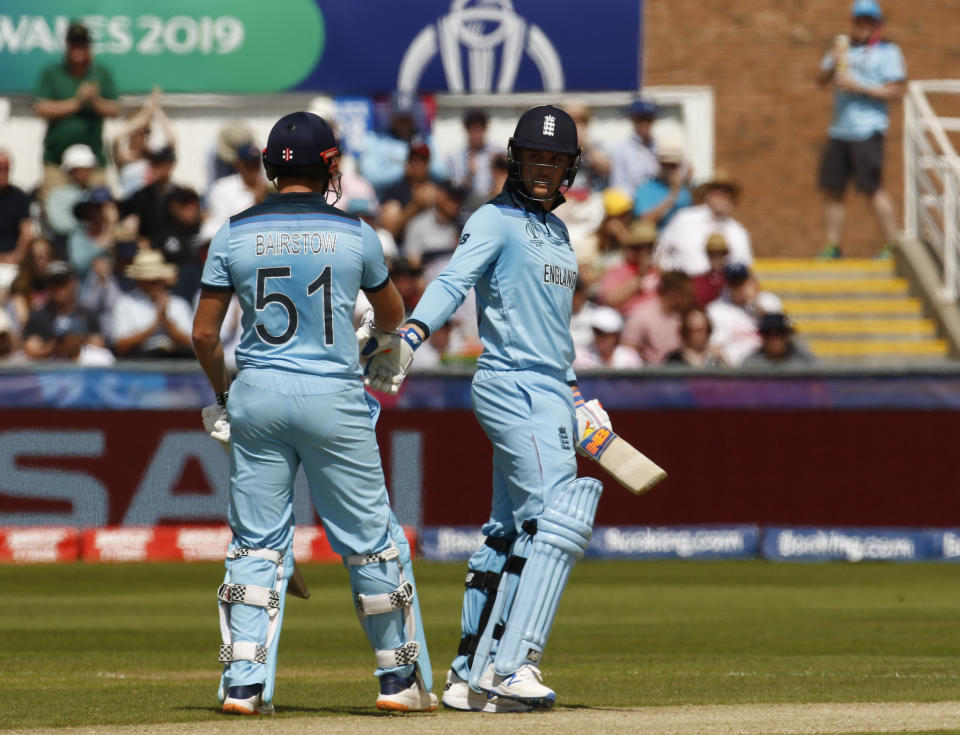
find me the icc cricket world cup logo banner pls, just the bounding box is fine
[397,0,565,94]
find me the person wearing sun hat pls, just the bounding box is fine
[108,249,193,357]
[654,168,752,276]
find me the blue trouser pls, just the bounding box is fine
[450,368,579,680]
[219,371,428,700]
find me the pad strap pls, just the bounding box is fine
[218,583,280,613]
[375,640,420,669]
[226,548,283,565]
[356,581,414,616]
[219,641,268,664]
[346,547,400,566]
[465,569,501,591]
[484,536,512,553]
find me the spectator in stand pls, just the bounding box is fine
[0,149,34,265]
[654,170,752,276]
[201,142,266,243]
[692,232,731,308]
[22,260,112,365]
[112,87,177,199]
[119,146,179,245]
[10,237,55,328]
[490,153,510,198]
[565,102,611,191]
[575,188,635,286]
[404,180,468,281]
[410,320,454,371]
[574,306,643,370]
[79,241,137,341]
[609,99,659,194]
[152,187,204,302]
[0,309,24,364]
[665,308,726,367]
[707,263,784,366]
[33,22,120,199]
[742,313,817,366]
[43,143,97,255]
[555,103,607,250]
[345,198,399,263]
[209,121,256,190]
[622,270,693,365]
[389,258,426,317]
[68,187,117,278]
[360,93,445,197]
[379,141,438,250]
[569,278,598,358]
[816,0,906,259]
[446,109,500,211]
[109,250,193,358]
[598,219,660,316]
[633,142,693,228]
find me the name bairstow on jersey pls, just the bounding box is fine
[255,232,338,256]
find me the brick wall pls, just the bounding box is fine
[644,0,960,257]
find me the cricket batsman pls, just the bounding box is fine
[192,111,437,715]
[363,105,611,711]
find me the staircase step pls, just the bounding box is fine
[754,258,895,275]
[806,339,949,357]
[760,277,910,296]
[795,319,937,337]
[782,298,924,316]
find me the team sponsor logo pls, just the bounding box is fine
[459,232,470,245]
[526,648,542,663]
[282,147,294,162]
[557,425,570,451]
[579,427,613,458]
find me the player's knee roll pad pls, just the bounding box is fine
[493,477,603,675]
[216,545,292,705]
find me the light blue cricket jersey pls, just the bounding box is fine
[200,192,389,382]
[822,40,906,141]
[410,181,578,381]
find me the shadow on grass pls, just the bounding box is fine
[174,705,411,717]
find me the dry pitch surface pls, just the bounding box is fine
[4,702,960,735]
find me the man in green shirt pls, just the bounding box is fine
[33,22,120,199]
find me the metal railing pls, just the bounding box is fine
[904,80,960,300]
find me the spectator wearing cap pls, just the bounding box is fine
[598,219,660,315]
[742,313,817,366]
[403,180,468,281]
[445,108,502,209]
[692,232,731,308]
[816,0,906,259]
[23,260,111,364]
[68,187,117,278]
[0,148,35,265]
[201,142,266,243]
[359,93,445,197]
[379,140,440,249]
[119,146,179,244]
[574,306,643,370]
[152,187,204,301]
[112,87,177,199]
[42,143,97,253]
[109,250,193,358]
[707,263,784,366]
[665,308,726,367]
[575,188,635,284]
[633,142,694,228]
[345,198,399,263]
[654,169,752,276]
[621,270,694,365]
[609,99,660,194]
[209,121,256,190]
[33,21,120,199]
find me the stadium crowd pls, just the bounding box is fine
[0,21,814,370]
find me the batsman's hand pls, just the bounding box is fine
[355,312,396,362]
[201,403,230,452]
[572,389,613,455]
[364,326,422,395]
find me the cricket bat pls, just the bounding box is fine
[577,427,667,495]
[288,561,311,599]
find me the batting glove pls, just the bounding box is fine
[355,312,395,362]
[572,388,612,451]
[364,326,422,395]
[201,391,230,452]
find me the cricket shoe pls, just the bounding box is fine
[476,663,556,709]
[441,669,533,713]
[376,672,438,712]
[221,683,275,715]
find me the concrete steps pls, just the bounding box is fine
[753,258,952,363]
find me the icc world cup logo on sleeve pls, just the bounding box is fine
[397,0,565,94]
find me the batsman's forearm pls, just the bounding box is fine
[194,338,230,395]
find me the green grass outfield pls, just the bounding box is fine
[3,560,960,730]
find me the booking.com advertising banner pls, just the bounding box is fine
[0,0,644,95]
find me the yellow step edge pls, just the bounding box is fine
[754,258,895,274]
[795,319,936,336]
[807,340,949,356]
[760,278,909,294]
[782,299,923,315]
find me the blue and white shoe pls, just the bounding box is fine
[376,672,438,712]
[442,669,533,712]
[221,683,274,715]
[476,663,556,709]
